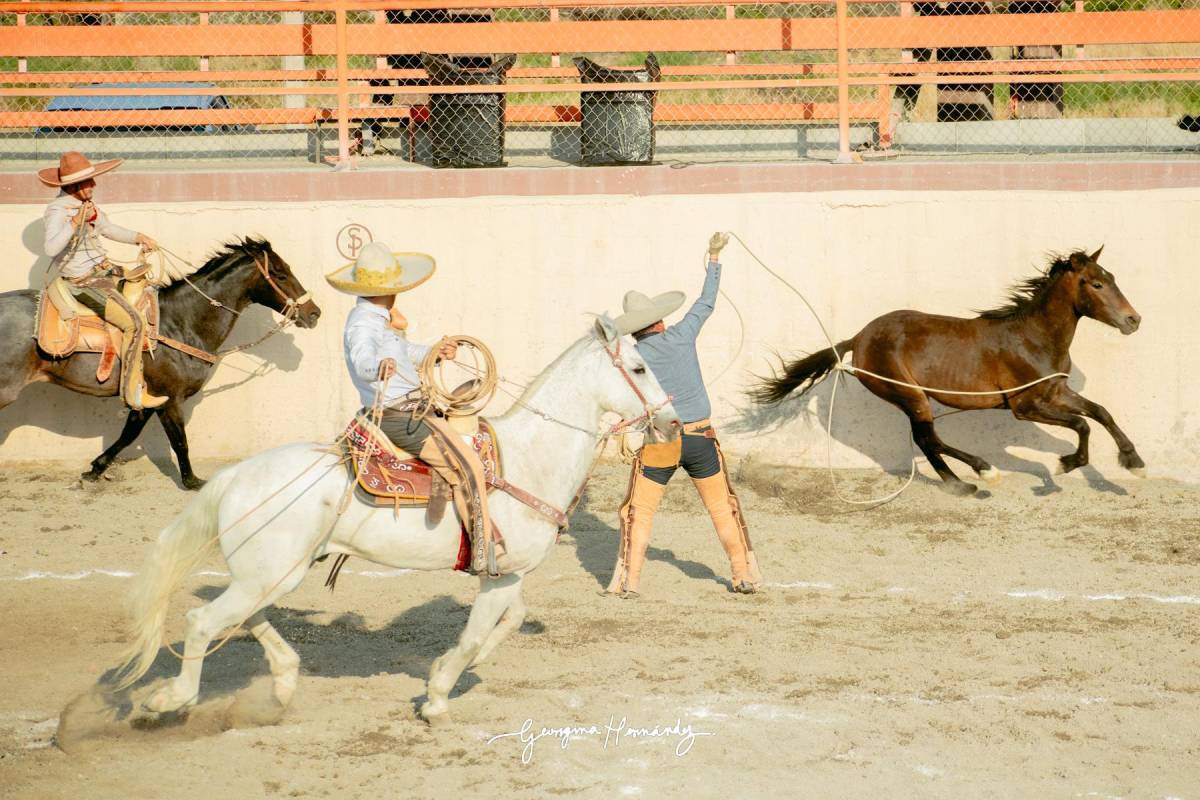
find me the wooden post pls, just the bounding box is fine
[550,8,560,68]
[335,0,351,167]
[1075,0,1086,59]
[283,10,304,109]
[725,5,736,66]
[835,0,852,163]
[198,12,209,72]
[17,1,27,74]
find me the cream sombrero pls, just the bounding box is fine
[37,151,123,187]
[325,241,436,297]
[613,289,686,336]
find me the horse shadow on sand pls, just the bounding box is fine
[63,586,547,749]
[1,222,306,488]
[722,362,1129,497]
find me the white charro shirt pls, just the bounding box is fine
[43,192,140,280]
[343,298,433,408]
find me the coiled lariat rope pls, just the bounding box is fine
[720,232,1069,507]
[415,335,499,422]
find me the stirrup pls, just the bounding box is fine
[131,384,168,410]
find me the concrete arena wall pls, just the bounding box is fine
[1,184,1196,483]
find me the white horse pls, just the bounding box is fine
[114,317,678,725]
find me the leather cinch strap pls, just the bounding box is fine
[488,474,569,529]
[154,333,219,364]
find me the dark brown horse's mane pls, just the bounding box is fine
[153,237,273,292]
[195,236,273,276]
[976,251,1084,320]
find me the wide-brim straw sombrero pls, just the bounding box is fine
[325,241,436,297]
[37,151,123,187]
[613,289,686,335]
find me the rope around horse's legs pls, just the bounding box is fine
[726,233,915,506]
[725,232,1069,506]
[826,368,918,506]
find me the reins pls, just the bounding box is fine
[151,246,310,363]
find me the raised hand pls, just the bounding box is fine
[708,232,730,260]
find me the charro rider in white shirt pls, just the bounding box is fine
[329,241,497,573]
[39,151,165,410]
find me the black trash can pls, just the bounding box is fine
[573,54,660,165]
[420,52,517,168]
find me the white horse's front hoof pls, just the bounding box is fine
[979,467,1002,483]
[143,686,198,714]
[420,704,451,728]
[272,672,299,708]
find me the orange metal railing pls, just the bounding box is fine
[2,0,1199,165]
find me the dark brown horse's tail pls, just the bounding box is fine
[749,338,855,405]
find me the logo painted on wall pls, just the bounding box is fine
[336,223,373,260]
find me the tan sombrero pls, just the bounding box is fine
[325,241,436,297]
[614,289,686,336]
[37,151,123,187]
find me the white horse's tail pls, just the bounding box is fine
[114,466,239,689]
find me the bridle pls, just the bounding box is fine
[154,250,315,364]
[253,252,313,317]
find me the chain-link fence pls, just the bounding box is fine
[2,0,1199,169]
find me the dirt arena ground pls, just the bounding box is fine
[0,455,1197,799]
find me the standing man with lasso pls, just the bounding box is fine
[606,233,762,597]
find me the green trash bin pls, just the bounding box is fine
[421,52,517,168]
[573,54,660,165]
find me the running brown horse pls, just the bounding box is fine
[0,238,321,489]
[749,248,1143,495]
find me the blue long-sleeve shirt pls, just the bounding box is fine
[635,261,720,424]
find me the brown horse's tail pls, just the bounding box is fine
[749,338,855,405]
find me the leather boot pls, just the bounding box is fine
[694,473,758,593]
[606,471,667,596]
[418,428,497,575]
[105,292,167,410]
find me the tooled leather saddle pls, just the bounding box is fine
[331,413,502,581]
[34,277,159,384]
[344,413,500,512]
[325,413,571,587]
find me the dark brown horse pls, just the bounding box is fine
[0,238,321,489]
[750,248,1143,495]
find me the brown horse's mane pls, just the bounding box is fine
[194,237,273,278]
[156,237,273,289]
[976,251,1084,320]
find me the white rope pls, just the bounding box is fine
[726,232,1070,507]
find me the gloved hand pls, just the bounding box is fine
[708,232,730,260]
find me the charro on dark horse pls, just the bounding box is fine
[0,237,321,489]
[750,248,1144,495]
